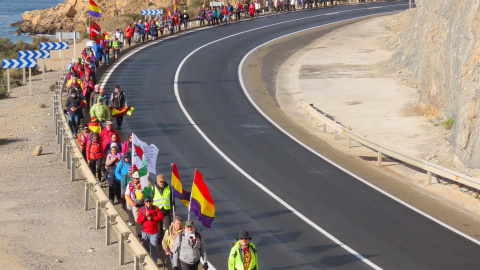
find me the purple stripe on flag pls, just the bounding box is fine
[89,10,101,17]
[175,191,191,201]
[190,198,214,228]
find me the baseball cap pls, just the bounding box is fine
[185,220,194,227]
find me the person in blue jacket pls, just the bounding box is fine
[115,151,132,210]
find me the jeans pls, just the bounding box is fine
[68,113,80,135]
[104,53,109,65]
[142,232,159,263]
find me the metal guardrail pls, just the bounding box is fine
[302,102,480,191]
[53,73,159,270]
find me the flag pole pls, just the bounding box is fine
[187,169,195,220]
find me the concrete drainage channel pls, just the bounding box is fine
[53,74,158,270]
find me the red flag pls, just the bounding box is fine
[89,21,102,43]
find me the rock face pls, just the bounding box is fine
[392,1,480,168]
[15,0,185,35]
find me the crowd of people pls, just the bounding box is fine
[62,1,352,267]
[64,48,258,270]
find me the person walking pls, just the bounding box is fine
[115,151,132,211]
[105,146,122,203]
[110,84,127,129]
[90,97,111,129]
[173,220,208,270]
[109,36,120,62]
[125,24,133,47]
[228,231,258,270]
[152,174,173,237]
[137,196,164,265]
[162,216,184,269]
[222,6,229,24]
[249,2,255,17]
[182,10,190,30]
[65,90,82,136]
[134,22,141,44]
[125,171,145,237]
[78,126,91,161]
[198,7,206,26]
[86,133,104,181]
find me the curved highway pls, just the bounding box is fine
[103,2,480,269]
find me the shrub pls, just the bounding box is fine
[443,118,454,130]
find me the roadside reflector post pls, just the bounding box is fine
[377,152,382,166]
[427,171,432,185]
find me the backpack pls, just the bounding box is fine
[136,25,142,32]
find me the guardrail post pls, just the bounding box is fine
[133,255,145,270]
[54,112,58,135]
[106,213,117,245]
[134,256,140,270]
[119,232,130,265]
[59,128,64,151]
[96,200,107,229]
[377,152,382,166]
[323,123,326,133]
[84,182,91,211]
[334,130,338,140]
[66,144,71,169]
[347,137,351,148]
[62,136,67,162]
[71,157,76,182]
[427,171,432,185]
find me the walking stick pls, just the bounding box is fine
[163,252,169,270]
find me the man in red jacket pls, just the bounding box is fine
[137,196,164,264]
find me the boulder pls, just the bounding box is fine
[33,146,43,156]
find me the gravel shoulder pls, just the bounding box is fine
[0,47,131,269]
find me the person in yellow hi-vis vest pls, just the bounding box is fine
[228,231,259,270]
[152,174,174,236]
[109,36,120,61]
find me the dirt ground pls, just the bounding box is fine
[275,15,480,223]
[0,43,133,269]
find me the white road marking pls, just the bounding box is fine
[99,4,430,269]
[174,7,409,270]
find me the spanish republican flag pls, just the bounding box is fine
[111,106,134,117]
[167,8,171,17]
[89,0,102,18]
[174,0,178,14]
[171,162,191,207]
[190,169,215,228]
[88,117,102,133]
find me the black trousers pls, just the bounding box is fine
[116,116,124,128]
[89,158,102,180]
[179,260,200,270]
[107,174,122,203]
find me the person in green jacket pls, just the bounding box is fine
[90,97,111,129]
[228,231,258,270]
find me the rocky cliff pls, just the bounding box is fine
[14,0,195,35]
[392,0,480,168]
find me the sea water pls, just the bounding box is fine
[0,0,64,43]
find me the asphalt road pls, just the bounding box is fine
[104,2,480,269]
